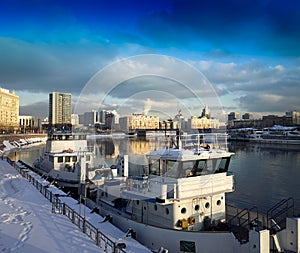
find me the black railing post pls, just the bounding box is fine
[83,218,86,234]
[96,229,101,247]
[72,209,75,223]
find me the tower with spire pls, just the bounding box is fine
[201,105,210,119]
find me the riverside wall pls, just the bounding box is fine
[0,133,47,144]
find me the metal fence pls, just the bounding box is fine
[7,158,127,253]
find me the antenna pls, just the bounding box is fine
[176,110,182,149]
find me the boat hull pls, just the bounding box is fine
[97,201,267,253]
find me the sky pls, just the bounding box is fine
[0,157,150,253]
[0,0,300,121]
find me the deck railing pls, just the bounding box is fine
[267,197,294,232]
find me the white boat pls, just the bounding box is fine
[88,132,300,253]
[249,126,300,145]
[33,132,96,188]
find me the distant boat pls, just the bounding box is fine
[229,126,300,144]
[33,132,97,188]
[249,126,300,144]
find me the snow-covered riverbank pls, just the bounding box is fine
[0,159,151,253]
[0,136,47,156]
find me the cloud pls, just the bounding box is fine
[0,37,118,96]
[1,0,299,120]
[74,55,225,118]
[194,58,300,115]
[237,93,299,114]
[19,101,49,120]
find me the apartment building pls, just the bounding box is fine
[49,92,72,130]
[0,88,19,133]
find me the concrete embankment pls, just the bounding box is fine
[0,134,47,143]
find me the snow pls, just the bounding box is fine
[0,159,151,253]
[0,137,47,155]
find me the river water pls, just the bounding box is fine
[9,135,300,215]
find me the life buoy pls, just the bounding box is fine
[200,143,210,150]
[64,148,73,153]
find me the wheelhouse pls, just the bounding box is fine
[149,156,231,178]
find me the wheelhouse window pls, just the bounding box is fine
[164,160,180,177]
[72,156,77,162]
[215,157,230,173]
[189,160,206,176]
[149,159,160,175]
[149,157,231,178]
[206,157,230,174]
[57,156,63,163]
[65,156,70,163]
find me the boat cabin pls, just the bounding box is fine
[98,139,235,231]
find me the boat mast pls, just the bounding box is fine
[176,110,182,149]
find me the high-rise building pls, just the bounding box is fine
[79,110,98,126]
[0,88,19,133]
[49,92,72,130]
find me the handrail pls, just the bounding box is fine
[229,206,259,229]
[9,158,127,253]
[267,197,294,231]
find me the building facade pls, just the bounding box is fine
[49,92,72,130]
[71,114,79,126]
[0,88,19,133]
[119,113,159,132]
[19,115,35,133]
[286,111,300,125]
[228,111,300,129]
[187,116,222,131]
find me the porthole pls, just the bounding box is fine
[181,207,186,214]
[217,200,221,206]
[205,202,210,209]
[166,208,169,215]
[195,204,200,211]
